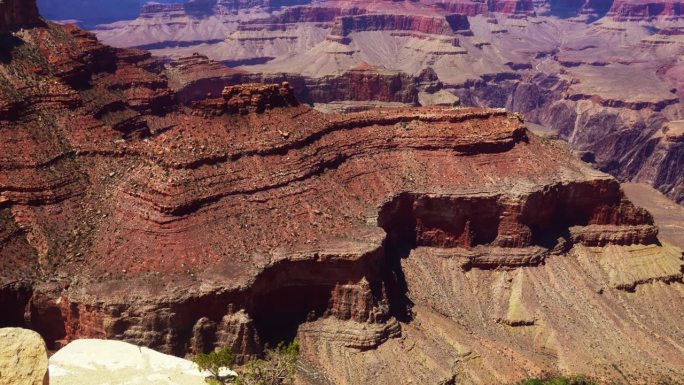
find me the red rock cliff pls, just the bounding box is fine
[330,13,471,37]
[607,0,682,20]
[421,0,535,16]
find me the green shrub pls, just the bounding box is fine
[235,339,300,385]
[192,347,236,385]
[192,340,299,385]
[517,375,597,385]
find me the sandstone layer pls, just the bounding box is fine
[607,0,683,21]
[1,5,684,385]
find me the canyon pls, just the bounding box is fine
[75,0,684,205]
[1,1,684,385]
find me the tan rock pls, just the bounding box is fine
[0,327,49,385]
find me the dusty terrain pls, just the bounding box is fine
[1,1,684,385]
[86,0,684,205]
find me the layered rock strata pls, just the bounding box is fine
[1,6,684,385]
[191,82,299,115]
[328,13,471,39]
[166,55,439,106]
[85,0,684,205]
[606,0,683,20]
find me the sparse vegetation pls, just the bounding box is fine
[193,340,299,385]
[517,375,597,385]
[235,340,300,385]
[192,347,236,385]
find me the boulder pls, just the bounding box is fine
[0,327,49,385]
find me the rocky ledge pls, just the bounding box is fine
[191,82,299,115]
[329,13,472,38]
[606,0,683,20]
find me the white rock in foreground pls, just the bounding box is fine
[49,339,236,385]
[0,327,49,385]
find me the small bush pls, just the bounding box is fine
[192,347,236,385]
[192,340,299,385]
[235,339,300,385]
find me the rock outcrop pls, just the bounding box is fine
[329,13,471,38]
[165,54,247,104]
[2,3,684,385]
[0,328,49,385]
[165,55,439,105]
[191,82,298,115]
[487,0,538,17]
[606,0,683,20]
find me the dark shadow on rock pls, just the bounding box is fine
[0,34,24,63]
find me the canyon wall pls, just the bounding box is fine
[607,0,682,20]
[329,13,471,37]
[1,3,683,385]
[505,67,684,203]
[166,54,434,105]
[85,0,684,204]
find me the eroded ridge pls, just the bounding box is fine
[378,180,658,271]
[191,82,299,116]
[1,10,683,385]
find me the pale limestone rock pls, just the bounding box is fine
[49,339,236,385]
[0,327,49,385]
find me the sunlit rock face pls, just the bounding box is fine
[1,1,684,385]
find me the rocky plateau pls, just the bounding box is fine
[1,1,684,385]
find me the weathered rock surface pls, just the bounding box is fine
[2,3,684,385]
[607,0,683,20]
[191,82,299,115]
[0,328,49,385]
[329,13,471,38]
